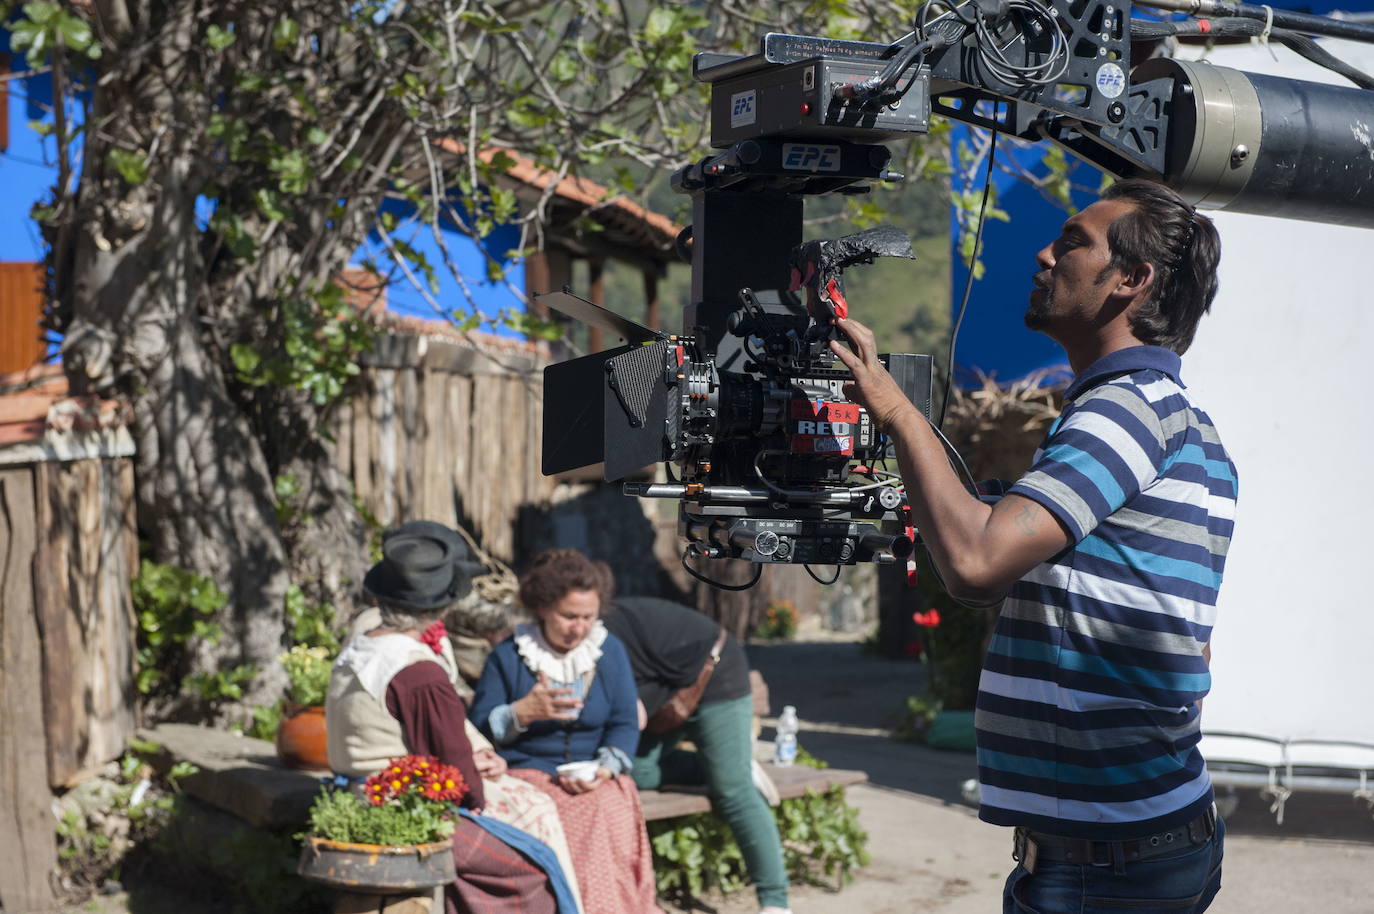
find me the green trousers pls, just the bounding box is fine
[632,694,789,909]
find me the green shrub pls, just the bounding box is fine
[132,558,257,704]
[284,583,341,654]
[53,739,197,900]
[280,644,333,706]
[647,748,869,903]
[241,701,285,741]
[306,787,450,846]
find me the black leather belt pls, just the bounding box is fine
[1012,806,1217,874]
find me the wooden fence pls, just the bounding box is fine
[334,330,554,562]
[1,448,137,913]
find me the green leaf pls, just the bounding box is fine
[254,187,288,222]
[506,101,548,130]
[235,72,267,92]
[549,52,577,83]
[27,119,55,137]
[503,310,564,342]
[643,8,676,42]
[106,148,149,186]
[55,12,94,54]
[457,10,520,33]
[211,209,257,261]
[230,343,262,377]
[205,24,236,51]
[269,148,312,194]
[272,17,298,50]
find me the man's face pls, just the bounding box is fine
[1026,199,1134,336]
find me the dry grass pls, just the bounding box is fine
[942,369,1066,483]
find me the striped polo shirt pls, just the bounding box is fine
[976,345,1238,840]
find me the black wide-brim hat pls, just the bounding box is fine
[362,521,487,612]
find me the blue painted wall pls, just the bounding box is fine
[947,138,1090,386]
[0,30,523,328]
[0,34,62,262]
[363,197,523,327]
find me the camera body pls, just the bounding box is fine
[540,277,930,568]
[539,32,939,577]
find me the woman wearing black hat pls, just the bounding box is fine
[327,522,580,914]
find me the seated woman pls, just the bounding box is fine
[327,521,579,914]
[471,549,663,914]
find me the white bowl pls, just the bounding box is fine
[556,760,601,783]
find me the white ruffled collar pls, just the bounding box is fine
[334,632,444,698]
[513,620,607,683]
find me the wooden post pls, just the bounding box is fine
[643,268,661,331]
[587,259,606,353]
[32,459,136,788]
[0,467,59,912]
[524,250,551,318]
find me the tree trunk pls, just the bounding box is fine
[64,154,292,708]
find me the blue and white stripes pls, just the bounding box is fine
[976,346,1237,840]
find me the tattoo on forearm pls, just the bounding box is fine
[1016,504,1037,537]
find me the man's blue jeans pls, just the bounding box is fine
[1003,817,1225,914]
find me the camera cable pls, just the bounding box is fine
[805,565,843,585]
[680,550,763,591]
[938,100,1000,430]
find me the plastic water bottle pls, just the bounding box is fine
[773,705,799,767]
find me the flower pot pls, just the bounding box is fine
[297,836,455,891]
[276,702,329,770]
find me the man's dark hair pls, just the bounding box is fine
[1100,179,1221,355]
[518,548,615,612]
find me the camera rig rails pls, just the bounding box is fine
[540,0,1374,585]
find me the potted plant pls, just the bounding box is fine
[275,644,333,770]
[298,754,467,891]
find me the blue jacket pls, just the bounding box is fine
[470,633,639,775]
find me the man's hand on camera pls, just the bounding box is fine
[829,318,914,432]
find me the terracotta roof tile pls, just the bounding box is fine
[439,140,682,256]
[0,363,133,447]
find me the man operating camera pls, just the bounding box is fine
[831,180,1235,913]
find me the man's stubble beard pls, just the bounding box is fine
[1024,288,1053,331]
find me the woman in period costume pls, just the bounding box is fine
[470,549,664,914]
[327,521,580,914]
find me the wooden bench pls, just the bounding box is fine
[137,723,867,829]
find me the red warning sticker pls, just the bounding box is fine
[790,400,860,423]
